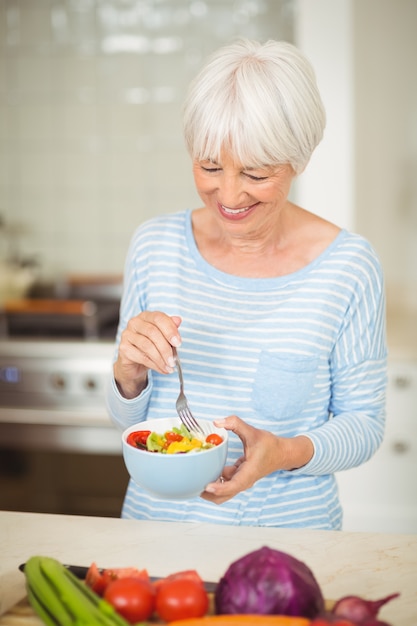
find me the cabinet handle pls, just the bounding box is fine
[393,376,412,389]
[391,440,410,454]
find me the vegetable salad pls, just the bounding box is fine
[126,424,224,454]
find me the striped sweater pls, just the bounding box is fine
[106,209,387,529]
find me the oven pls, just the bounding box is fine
[0,278,129,517]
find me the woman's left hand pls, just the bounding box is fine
[201,415,313,504]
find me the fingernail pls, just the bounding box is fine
[167,356,175,368]
[166,367,174,374]
[171,336,181,347]
[204,484,216,494]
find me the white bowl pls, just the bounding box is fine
[122,417,228,500]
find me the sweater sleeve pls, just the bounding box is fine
[106,373,154,432]
[293,249,388,476]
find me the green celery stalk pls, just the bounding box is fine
[24,556,73,625]
[25,556,132,626]
[26,586,60,626]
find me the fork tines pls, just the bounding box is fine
[180,408,205,436]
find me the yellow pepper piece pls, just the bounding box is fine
[166,438,203,454]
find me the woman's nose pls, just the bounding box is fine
[219,174,246,207]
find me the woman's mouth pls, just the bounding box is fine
[221,205,249,214]
[218,203,258,219]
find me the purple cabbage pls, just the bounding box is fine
[215,546,324,618]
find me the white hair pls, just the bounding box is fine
[182,39,326,175]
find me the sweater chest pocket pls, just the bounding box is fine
[252,352,320,419]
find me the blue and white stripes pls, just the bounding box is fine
[106,209,387,529]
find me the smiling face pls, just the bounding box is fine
[192,151,295,239]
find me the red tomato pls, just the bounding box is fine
[126,430,151,448]
[85,562,150,596]
[104,577,155,624]
[205,433,223,446]
[165,431,184,443]
[155,578,209,622]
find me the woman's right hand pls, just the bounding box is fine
[113,311,182,399]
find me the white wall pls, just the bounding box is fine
[294,0,354,230]
[295,0,417,302]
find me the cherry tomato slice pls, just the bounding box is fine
[85,562,110,595]
[205,433,223,446]
[127,430,151,448]
[165,431,184,443]
[153,569,205,590]
[85,563,150,596]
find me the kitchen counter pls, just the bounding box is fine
[0,511,416,625]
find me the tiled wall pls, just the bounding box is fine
[0,0,294,280]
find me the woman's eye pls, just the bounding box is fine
[245,173,268,181]
[201,166,221,173]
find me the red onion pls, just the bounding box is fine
[332,593,399,623]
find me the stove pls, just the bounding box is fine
[0,339,120,453]
[0,279,130,516]
[0,339,115,410]
[0,275,122,447]
[0,337,129,516]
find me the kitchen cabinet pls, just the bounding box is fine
[0,450,129,517]
[337,357,417,533]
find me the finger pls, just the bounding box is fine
[201,475,245,504]
[119,327,170,375]
[213,414,244,432]
[139,311,182,349]
[221,458,244,481]
[200,483,233,504]
[171,315,182,330]
[121,315,174,374]
[203,466,248,499]
[214,415,254,446]
[142,311,182,350]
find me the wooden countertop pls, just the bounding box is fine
[0,511,416,625]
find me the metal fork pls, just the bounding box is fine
[173,348,206,436]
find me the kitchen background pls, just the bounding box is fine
[0,0,416,532]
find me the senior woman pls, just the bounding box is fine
[107,39,387,529]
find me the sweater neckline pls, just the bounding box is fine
[184,208,348,291]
